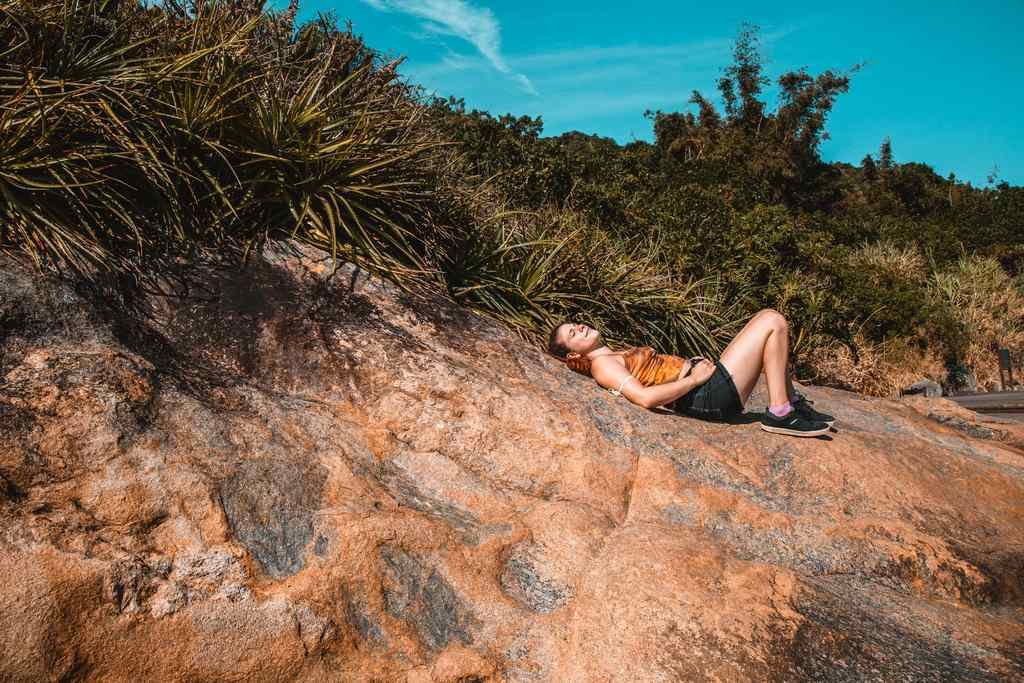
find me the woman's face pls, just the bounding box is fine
[557,322,601,355]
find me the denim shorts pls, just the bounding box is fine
[672,360,744,422]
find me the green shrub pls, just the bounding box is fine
[828,241,932,345]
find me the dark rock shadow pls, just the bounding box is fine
[725,411,765,425]
[658,407,834,440]
[379,545,477,651]
[66,253,433,411]
[219,458,327,579]
[789,575,1022,681]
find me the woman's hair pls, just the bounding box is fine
[547,323,569,358]
[547,322,593,376]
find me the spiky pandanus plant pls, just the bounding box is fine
[441,200,743,356]
[0,0,447,284]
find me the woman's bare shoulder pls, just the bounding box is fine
[591,352,627,368]
[590,353,629,384]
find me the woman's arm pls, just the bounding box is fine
[642,365,714,407]
[591,357,714,409]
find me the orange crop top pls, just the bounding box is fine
[621,346,687,388]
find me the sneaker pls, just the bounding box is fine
[760,408,830,437]
[792,392,835,427]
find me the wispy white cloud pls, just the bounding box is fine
[401,21,812,140]
[408,25,803,82]
[406,43,723,85]
[514,39,733,70]
[360,0,536,94]
[533,90,684,123]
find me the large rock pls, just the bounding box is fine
[902,378,943,398]
[1,248,1022,681]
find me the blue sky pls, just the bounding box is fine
[294,1,1024,186]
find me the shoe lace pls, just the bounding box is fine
[792,391,813,406]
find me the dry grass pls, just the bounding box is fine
[846,240,927,282]
[929,255,1024,390]
[802,332,947,398]
[805,253,1024,396]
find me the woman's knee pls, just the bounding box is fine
[754,308,788,330]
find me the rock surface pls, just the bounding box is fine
[1,247,1022,681]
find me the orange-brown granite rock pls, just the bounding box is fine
[1,247,1022,681]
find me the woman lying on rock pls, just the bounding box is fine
[548,309,834,437]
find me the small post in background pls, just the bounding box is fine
[998,348,1012,392]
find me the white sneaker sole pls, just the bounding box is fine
[760,423,831,437]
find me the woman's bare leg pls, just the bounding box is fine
[717,309,792,407]
[763,366,797,398]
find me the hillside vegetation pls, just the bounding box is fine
[2,0,1022,395]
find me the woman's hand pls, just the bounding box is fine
[688,358,716,385]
